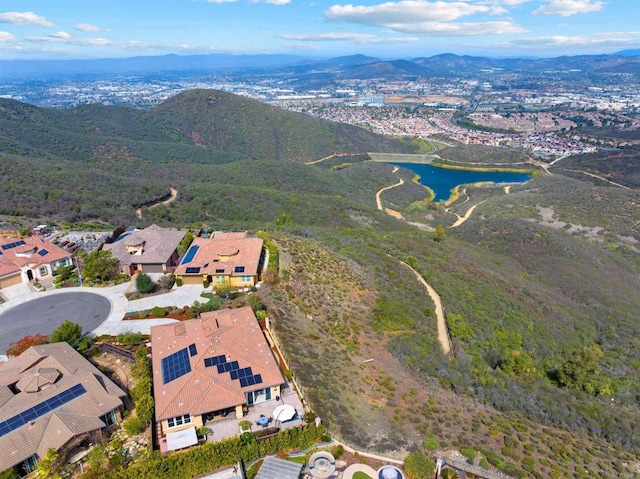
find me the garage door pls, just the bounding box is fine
[0,273,23,289]
[141,264,165,274]
[180,275,202,285]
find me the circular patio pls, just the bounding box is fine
[0,292,111,354]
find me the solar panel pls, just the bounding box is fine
[239,377,248,387]
[185,267,201,274]
[230,370,239,380]
[37,249,49,256]
[161,348,192,384]
[0,384,86,438]
[2,241,27,251]
[254,374,262,385]
[204,354,226,368]
[181,245,200,265]
[215,268,225,274]
[188,343,197,357]
[234,266,245,273]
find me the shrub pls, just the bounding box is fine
[50,320,82,346]
[176,277,183,287]
[77,336,93,352]
[139,311,148,319]
[203,279,210,288]
[116,332,144,346]
[157,275,175,290]
[332,444,344,459]
[6,333,49,356]
[423,438,438,450]
[404,450,435,479]
[135,273,154,294]
[151,306,167,317]
[460,447,476,461]
[123,416,146,436]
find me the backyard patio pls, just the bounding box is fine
[203,382,305,441]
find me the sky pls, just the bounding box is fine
[0,0,637,60]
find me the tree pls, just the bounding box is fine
[82,249,117,283]
[558,344,604,392]
[434,224,446,242]
[135,273,154,294]
[50,320,83,346]
[6,333,49,356]
[37,448,62,479]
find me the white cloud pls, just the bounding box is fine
[325,0,526,35]
[263,0,292,4]
[0,31,17,42]
[50,31,71,40]
[204,0,238,3]
[513,32,640,47]
[74,23,106,32]
[533,0,603,16]
[0,11,53,27]
[27,31,114,46]
[280,31,418,43]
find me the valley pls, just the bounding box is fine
[0,87,639,478]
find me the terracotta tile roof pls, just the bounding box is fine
[151,307,283,422]
[103,224,188,266]
[0,343,126,471]
[0,236,72,278]
[174,236,263,277]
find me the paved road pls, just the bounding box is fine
[0,292,111,353]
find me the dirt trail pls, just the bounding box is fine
[136,187,178,218]
[450,200,486,228]
[398,260,452,355]
[305,152,363,165]
[375,178,405,215]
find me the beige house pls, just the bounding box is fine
[151,307,284,451]
[0,237,73,289]
[0,343,126,476]
[102,224,188,275]
[174,232,263,289]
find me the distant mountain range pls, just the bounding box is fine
[1,51,639,79]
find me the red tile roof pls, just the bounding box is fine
[0,236,72,278]
[151,307,283,422]
[174,235,263,277]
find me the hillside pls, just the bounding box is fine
[0,90,412,167]
[1,94,640,477]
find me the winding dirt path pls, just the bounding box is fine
[399,260,452,355]
[136,187,178,219]
[450,200,486,228]
[375,177,405,219]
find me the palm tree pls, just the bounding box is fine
[439,468,458,479]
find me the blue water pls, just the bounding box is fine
[393,162,531,201]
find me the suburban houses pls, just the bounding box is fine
[173,232,263,289]
[102,224,189,276]
[0,343,127,476]
[150,307,285,452]
[0,237,73,289]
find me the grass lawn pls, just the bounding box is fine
[353,472,374,479]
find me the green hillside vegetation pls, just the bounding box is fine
[1,93,640,477]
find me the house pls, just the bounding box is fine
[151,307,284,450]
[174,232,263,289]
[0,237,73,289]
[0,343,126,476]
[102,224,189,276]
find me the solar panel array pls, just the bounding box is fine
[234,266,245,273]
[203,355,263,388]
[181,245,200,265]
[185,267,201,274]
[1,240,26,251]
[0,384,87,438]
[161,348,192,384]
[37,249,49,256]
[215,268,225,274]
[188,343,197,357]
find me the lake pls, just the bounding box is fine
[392,163,531,201]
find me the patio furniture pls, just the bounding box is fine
[257,415,269,427]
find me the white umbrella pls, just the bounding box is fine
[273,404,296,422]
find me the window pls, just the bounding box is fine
[167,414,191,428]
[241,275,251,283]
[100,409,117,428]
[215,276,226,284]
[39,267,48,276]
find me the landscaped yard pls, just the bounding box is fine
[353,472,373,479]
